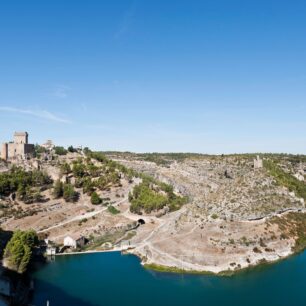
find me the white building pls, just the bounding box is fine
[63,234,85,249]
[41,140,55,151]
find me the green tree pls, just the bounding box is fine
[54,146,67,155]
[4,230,38,273]
[68,145,76,153]
[72,163,86,178]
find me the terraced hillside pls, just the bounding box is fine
[106,153,306,273]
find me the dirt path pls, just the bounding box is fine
[38,197,128,233]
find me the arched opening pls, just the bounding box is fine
[138,219,145,225]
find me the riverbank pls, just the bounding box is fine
[51,210,306,275]
[30,249,306,306]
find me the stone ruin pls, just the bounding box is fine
[253,155,263,169]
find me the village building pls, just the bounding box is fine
[63,234,85,249]
[1,132,35,161]
[41,140,55,151]
[253,155,263,169]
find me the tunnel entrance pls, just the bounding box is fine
[138,219,145,225]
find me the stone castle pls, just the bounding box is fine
[1,132,35,161]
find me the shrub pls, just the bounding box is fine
[60,163,71,175]
[72,163,86,178]
[63,184,78,202]
[54,146,67,155]
[68,145,76,153]
[253,247,262,253]
[107,205,120,215]
[52,180,64,199]
[91,192,102,205]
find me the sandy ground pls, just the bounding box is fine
[127,206,297,273]
[1,176,140,244]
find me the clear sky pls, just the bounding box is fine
[0,0,305,154]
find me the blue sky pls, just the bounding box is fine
[0,0,305,153]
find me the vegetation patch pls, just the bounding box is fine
[270,212,306,252]
[91,191,102,205]
[263,159,306,200]
[107,205,120,215]
[0,166,52,203]
[4,230,38,273]
[128,177,188,214]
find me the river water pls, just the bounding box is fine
[31,251,306,306]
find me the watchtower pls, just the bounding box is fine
[13,132,28,144]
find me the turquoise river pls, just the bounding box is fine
[31,251,306,306]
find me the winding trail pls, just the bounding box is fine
[38,197,128,233]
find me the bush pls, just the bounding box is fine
[54,146,67,155]
[73,163,86,178]
[129,179,188,214]
[107,205,120,215]
[63,184,78,202]
[91,192,102,205]
[53,180,64,199]
[68,145,76,153]
[60,163,71,175]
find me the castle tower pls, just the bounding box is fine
[14,132,28,144]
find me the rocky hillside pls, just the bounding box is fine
[108,154,306,221]
[103,153,306,273]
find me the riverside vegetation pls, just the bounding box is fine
[128,176,188,214]
[3,229,38,273]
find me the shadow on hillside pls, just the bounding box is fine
[0,229,13,258]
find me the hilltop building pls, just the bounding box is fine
[1,132,35,161]
[41,140,55,151]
